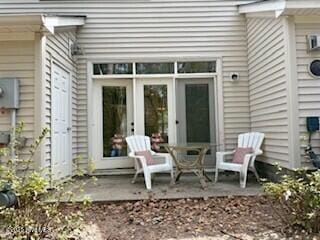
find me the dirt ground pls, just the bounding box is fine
[75,196,320,240]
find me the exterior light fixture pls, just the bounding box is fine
[230,72,240,82]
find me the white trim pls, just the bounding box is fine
[92,74,133,80]
[42,16,85,34]
[135,78,175,145]
[239,0,320,15]
[132,62,137,135]
[92,73,217,79]
[34,33,45,170]
[245,11,279,19]
[92,79,134,170]
[87,57,224,171]
[216,58,225,152]
[239,1,286,14]
[283,16,300,169]
[173,62,178,144]
[87,56,220,63]
[87,60,93,173]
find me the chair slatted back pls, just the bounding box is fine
[238,132,264,152]
[126,135,151,153]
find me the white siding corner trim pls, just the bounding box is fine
[283,16,300,169]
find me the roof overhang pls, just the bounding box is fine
[42,15,86,34]
[239,0,320,18]
[0,14,85,34]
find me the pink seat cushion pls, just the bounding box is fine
[232,147,253,164]
[135,150,159,166]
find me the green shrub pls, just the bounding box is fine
[263,168,320,233]
[0,122,93,239]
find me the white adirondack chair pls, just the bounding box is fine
[215,132,265,188]
[126,135,174,190]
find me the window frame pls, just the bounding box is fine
[92,60,217,78]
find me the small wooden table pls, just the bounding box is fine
[162,143,216,189]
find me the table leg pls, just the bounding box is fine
[175,170,182,182]
[194,170,208,189]
[203,171,212,182]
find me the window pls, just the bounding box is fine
[102,86,128,157]
[92,61,217,76]
[177,61,216,73]
[136,63,174,74]
[93,63,132,75]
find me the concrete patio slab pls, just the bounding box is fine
[69,172,263,202]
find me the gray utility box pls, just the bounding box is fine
[0,132,10,145]
[0,78,19,109]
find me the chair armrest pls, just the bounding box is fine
[216,151,235,165]
[216,151,235,156]
[152,152,173,166]
[128,152,148,169]
[253,150,263,155]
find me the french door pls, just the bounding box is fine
[92,77,216,170]
[135,78,174,152]
[92,79,133,169]
[176,78,216,167]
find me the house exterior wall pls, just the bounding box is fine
[73,0,253,167]
[246,17,291,168]
[0,40,35,157]
[0,1,255,171]
[295,20,320,167]
[44,30,78,169]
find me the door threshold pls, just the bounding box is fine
[92,168,135,176]
[92,168,215,176]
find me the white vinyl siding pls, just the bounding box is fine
[75,1,252,161]
[44,30,78,169]
[247,17,290,167]
[295,22,320,166]
[0,1,255,170]
[0,40,35,157]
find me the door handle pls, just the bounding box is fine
[176,120,179,124]
[131,128,134,132]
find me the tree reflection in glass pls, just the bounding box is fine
[144,85,168,152]
[102,86,127,157]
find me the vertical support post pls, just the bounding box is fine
[34,33,46,170]
[283,16,300,169]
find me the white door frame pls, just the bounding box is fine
[176,78,216,145]
[87,58,225,172]
[92,79,134,169]
[135,77,175,144]
[51,61,72,181]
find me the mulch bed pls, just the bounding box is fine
[73,196,319,240]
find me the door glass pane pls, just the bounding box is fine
[94,63,132,75]
[186,84,210,143]
[102,86,127,157]
[178,61,216,73]
[144,85,168,152]
[137,63,174,74]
